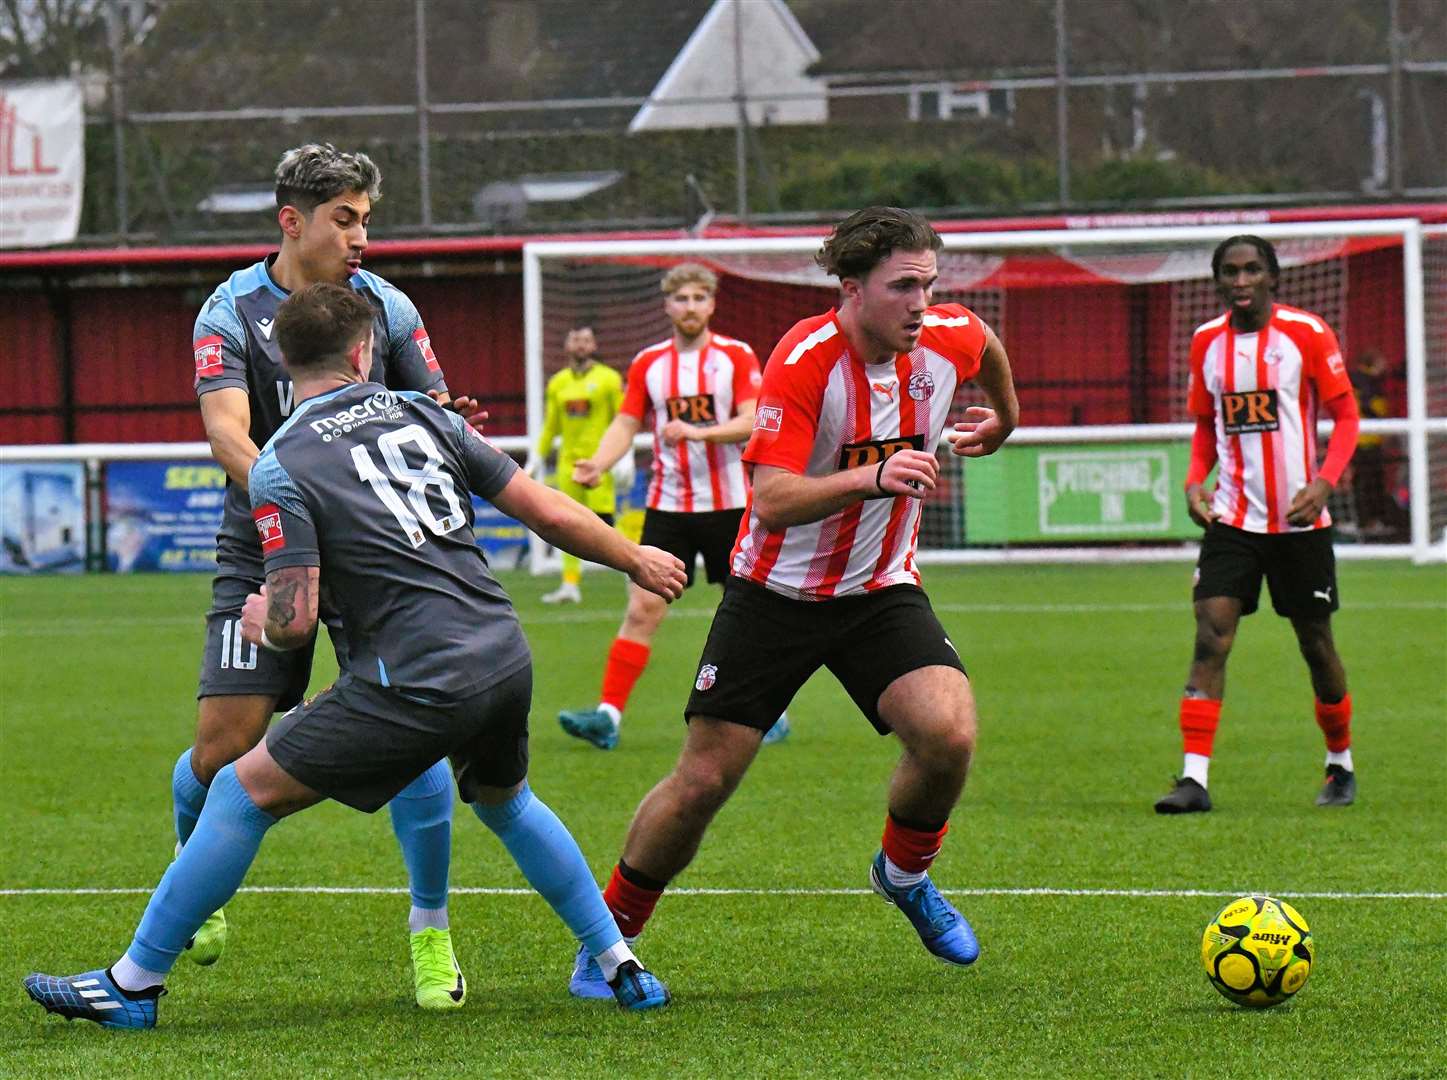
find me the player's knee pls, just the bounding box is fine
[1193,624,1234,665]
[927,717,976,775]
[672,754,741,812]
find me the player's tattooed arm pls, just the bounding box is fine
[240,566,320,650]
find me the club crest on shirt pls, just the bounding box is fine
[754,405,783,432]
[253,504,285,553]
[907,372,935,400]
[695,663,718,692]
[1265,348,1284,366]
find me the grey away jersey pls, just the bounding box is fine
[194,257,448,574]
[249,383,527,700]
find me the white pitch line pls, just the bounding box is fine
[2,600,1441,636]
[1,885,1442,900]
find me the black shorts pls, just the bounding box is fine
[196,566,345,711]
[640,507,743,588]
[265,665,532,813]
[1194,522,1340,618]
[684,578,966,734]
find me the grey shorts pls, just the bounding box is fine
[196,553,344,711]
[264,665,533,812]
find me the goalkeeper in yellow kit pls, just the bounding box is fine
[530,325,626,603]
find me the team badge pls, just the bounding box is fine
[754,405,783,432]
[253,504,285,553]
[907,372,935,400]
[412,326,440,372]
[695,663,718,692]
[193,335,225,379]
[1265,348,1284,366]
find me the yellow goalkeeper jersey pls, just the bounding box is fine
[538,361,624,507]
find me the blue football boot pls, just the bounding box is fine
[568,944,614,1000]
[608,960,670,1011]
[761,712,791,745]
[869,850,980,966]
[23,968,164,1030]
[558,708,619,750]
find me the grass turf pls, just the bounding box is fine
[1,562,1444,1077]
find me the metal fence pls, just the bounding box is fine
[14,0,1447,243]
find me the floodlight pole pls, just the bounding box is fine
[415,0,434,230]
[733,0,749,221]
[107,0,129,241]
[1055,0,1070,207]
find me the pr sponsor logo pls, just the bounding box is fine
[666,393,717,424]
[837,434,926,470]
[1221,389,1279,434]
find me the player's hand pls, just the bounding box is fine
[630,544,688,602]
[875,450,938,498]
[240,587,268,646]
[661,419,697,446]
[431,389,489,432]
[1185,483,1217,528]
[1287,477,1332,527]
[946,407,1009,457]
[572,458,603,488]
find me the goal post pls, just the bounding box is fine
[523,217,1445,569]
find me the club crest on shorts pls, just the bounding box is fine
[695,663,718,692]
[907,372,934,400]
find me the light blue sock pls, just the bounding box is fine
[171,747,208,847]
[471,783,621,957]
[388,759,453,912]
[125,764,275,976]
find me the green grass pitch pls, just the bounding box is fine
[2,562,1444,1078]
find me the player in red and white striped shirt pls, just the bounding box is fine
[1155,235,1361,815]
[562,209,1018,997]
[559,264,786,751]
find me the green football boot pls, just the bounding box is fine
[411,927,466,1010]
[184,908,227,966]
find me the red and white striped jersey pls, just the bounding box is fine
[1188,303,1353,533]
[733,304,987,600]
[620,333,762,512]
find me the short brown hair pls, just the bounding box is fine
[275,283,375,374]
[660,263,717,296]
[815,206,942,280]
[274,143,381,215]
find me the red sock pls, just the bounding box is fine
[1315,694,1352,753]
[602,863,663,939]
[600,638,651,712]
[1180,698,1222,757]
[881,816,948,875]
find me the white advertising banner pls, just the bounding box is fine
[0,79,84,248]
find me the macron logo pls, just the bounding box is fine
[256,318,274,340]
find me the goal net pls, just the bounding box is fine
[524,219,1444,568]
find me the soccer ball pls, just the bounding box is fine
[1201,895,1313,1008]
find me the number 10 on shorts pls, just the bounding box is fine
[220,618,258,670]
